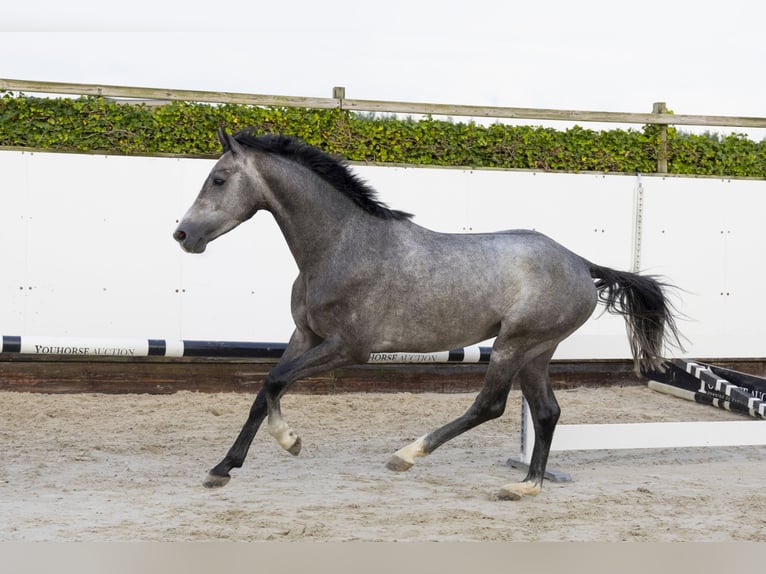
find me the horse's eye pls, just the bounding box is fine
[212,177,226,186]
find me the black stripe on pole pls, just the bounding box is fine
[147,339,166,356]
[645,360,701,392]
[2,335,21,353]
[447,348,465,362]
[181,340,288,359]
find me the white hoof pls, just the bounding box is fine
[386,435,427,472]
[270,421,302,455]
[495,481,541,501]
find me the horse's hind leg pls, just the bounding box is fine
[496,349,559,501]
[386,340,523,473]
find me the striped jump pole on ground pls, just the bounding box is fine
[685,362,766,418]
[647,380,765,418]
[1,335,492,364]
[646,359,766,419]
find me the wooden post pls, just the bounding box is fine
[333,86,346,110]
[653,102,669,174]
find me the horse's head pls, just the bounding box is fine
[173,128,262,253]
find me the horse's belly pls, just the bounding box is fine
[369,300,502,353]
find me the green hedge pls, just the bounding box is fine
[1,93,764,177]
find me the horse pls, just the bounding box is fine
[173,127,681,501]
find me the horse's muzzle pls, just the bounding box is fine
[172,227,206,253]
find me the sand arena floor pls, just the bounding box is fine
[1,385,765,541]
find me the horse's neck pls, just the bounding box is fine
[264,171,376,272]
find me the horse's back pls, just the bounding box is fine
[438,227,598,312]
[416,227,592,288]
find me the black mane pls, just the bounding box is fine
[232,130,412,221]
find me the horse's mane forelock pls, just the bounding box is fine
[232,130,412,221]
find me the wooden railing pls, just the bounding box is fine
[2,78,765,173]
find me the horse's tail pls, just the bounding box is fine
[589,263,682,374]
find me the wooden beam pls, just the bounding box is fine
[1,355,763,394]
[0,356,643,394]
[0,78,339,110]
[342,98,766,127]
[2,78,765,129]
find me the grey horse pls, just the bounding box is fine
[173,128,680,500]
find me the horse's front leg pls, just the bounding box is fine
[203,329,313,487]
[203,384,302,488]
[204,389,268,488]
[203,335,361,488]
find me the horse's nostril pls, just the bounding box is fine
[174,229,187,242]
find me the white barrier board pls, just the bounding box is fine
[551,420,766,451]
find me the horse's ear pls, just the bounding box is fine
[217,127,244,155]
[217,126,231,153]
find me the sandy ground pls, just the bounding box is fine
[1,385,765,542]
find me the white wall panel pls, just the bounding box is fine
[641,176,766,358]
[177,213,296,341]
[0,151,29,330]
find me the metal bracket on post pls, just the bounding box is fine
[506,397,572,483]
[631,173,645,274]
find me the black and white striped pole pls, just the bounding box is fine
[1,335,492,364]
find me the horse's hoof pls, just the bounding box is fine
[386,454,414,472]
[286,436,302,456]
[494,486,523,501]
[495,481,541,501]
[202,472,231,488]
